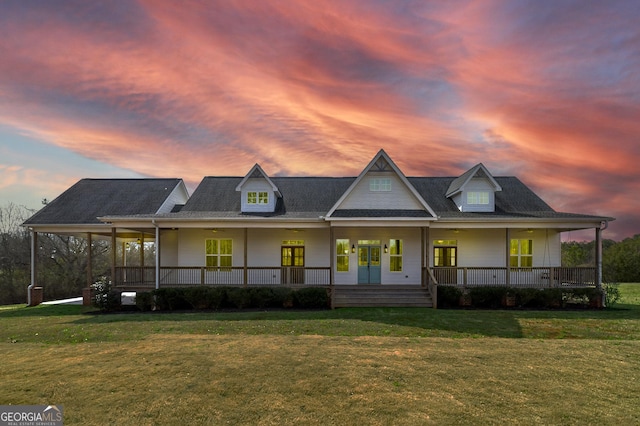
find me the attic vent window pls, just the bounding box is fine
[248,191,269,204]
[467,191,489,205]
[370,178,391,192]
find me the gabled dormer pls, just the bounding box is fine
[446,163,502,212]
[235,164,281,214]
[326,149,437,219]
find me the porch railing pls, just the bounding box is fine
[427,267,597,288]
[114,266,331,289]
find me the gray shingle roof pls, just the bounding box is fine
[23,178,183,225]
[24,175,612,225]
[176,175,606,221]
[182,177,355,216]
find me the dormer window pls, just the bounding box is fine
[248,191,269,205]
[370,178,391,191]
[446,163,502,213]
[236,164,281,214]
[467,191,489,205]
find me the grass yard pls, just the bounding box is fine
[1,284,639,425]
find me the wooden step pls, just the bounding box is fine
[332,285,433,308]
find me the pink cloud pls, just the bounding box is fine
[0,1,636,239]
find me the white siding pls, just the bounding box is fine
[247,229,330,267]
[339,173,424,210]
[159,229,179,265]
[177,229,246,267]
[460,178,495,212]
[240,179,276,213]
[156,182,189,214]
[429,229,562,267]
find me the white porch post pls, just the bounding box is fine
[155,223,160,290]
[86,232,93,288]
[422,227,427,286]
[505,228,511,286]
[596,225,603,290]
[111,227,116,286]
[28,230,38,306]
[244,228,248,286]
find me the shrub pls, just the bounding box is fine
[271,287,295,308]
[293,287,329,309]
[468,286,508,309]
[135,291,154,311]
[225,287,253,309]
[517,288,548,308]
[183,286,226,310]
[603,283,621,307]
[249,287,277,308]
[436,285,462,308]
[153,288,190,311]
[91,276,121,312]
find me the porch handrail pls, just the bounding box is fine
[113,266,331,288]
[428,266,597,288]
[424,267,438,309]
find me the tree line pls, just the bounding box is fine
[0,203,151,305]
[563,236,640,283]
[0,202,638,305]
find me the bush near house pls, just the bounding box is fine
[437,285,611,309]
[119,286,330,313]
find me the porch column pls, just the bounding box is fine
[111,227,116,286]
[244,228,248,286]
[28,230,39,306]
[421,227,427,286]
[505,228,511,286]
[596,226,603,290]
[329,227,335,286]
[155,224,160,290]
[140,233,145,270]
[86,233,93,287]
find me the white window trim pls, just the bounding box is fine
[467,191,489,205]
[247,191,269,205]
[205,238,233,268]
[370,178,392,192]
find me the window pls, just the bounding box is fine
[434,240,457,267]
[370,178,391,191]
[247,191,269,204]
[510,239,532,268]
[205,239,232,269]
[467,191,489,205]
[389,239,402,272]
[336,239,350,272]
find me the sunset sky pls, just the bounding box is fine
[1,1,638,241]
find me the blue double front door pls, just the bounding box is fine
[357,245,381,284]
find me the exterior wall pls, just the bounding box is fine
[160,229,179,265]
[177,228,247,267]
[333,227,422,285]
[429,228,562,267]
[240,179,276,213]
[457,178,495,212]
[247,228,329,267]
[339,172,423,210]
[157,226,562,286]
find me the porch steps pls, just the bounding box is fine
[332,285,433,308]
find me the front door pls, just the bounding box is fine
[281,246,304,284]
[358,245,381,284]
[434,246,457,284]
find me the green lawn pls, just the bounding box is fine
[1,284,639,425]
